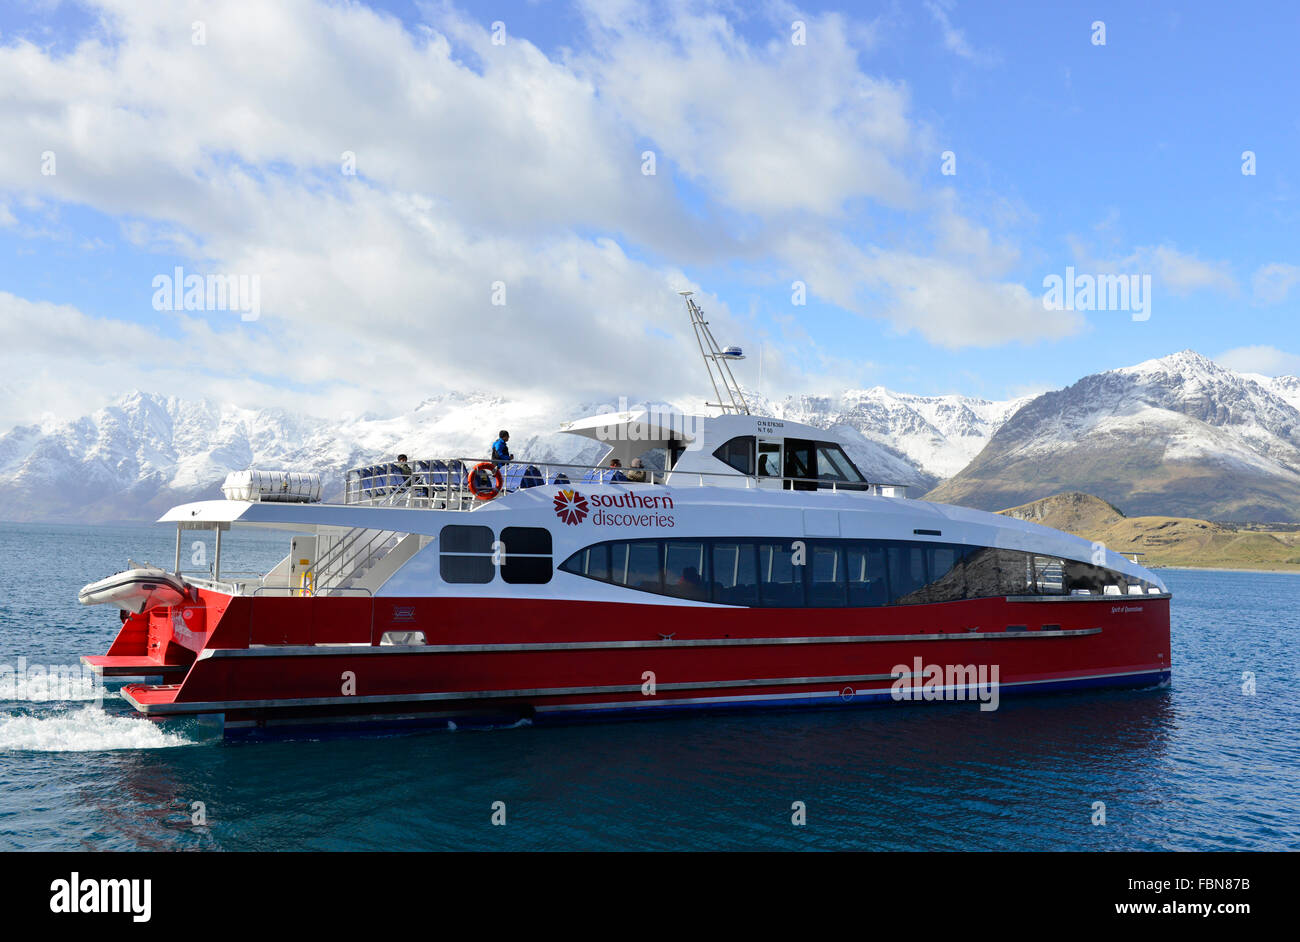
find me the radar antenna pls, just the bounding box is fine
[680,291,750,415]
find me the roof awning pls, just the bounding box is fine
[559,407,698,445]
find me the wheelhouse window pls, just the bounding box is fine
[814,442,867,488]
[713,436,755,475]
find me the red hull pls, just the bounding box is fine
[84,587,1171,732]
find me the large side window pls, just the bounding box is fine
[711,542,759,606]
[758,541,804,607]
[887,544,929,603]
[846,544,889,606]
[663,541,709,601]
[894,543,967,604]
[439,525,496,584]
[558,538,1145,606]
[616,541,662,593]
[712,436,755,475]
[1030,555,1066,595]
[808,542,847,607]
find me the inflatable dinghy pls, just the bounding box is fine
[78,565,187,614]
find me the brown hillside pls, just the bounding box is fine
[998,492,1300,571]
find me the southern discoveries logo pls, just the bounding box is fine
[553,489,675,527]
[553,489,589,525]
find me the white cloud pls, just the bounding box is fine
[779,231,1082,348]
[1252,262,1300,305]
[0,0,1056,429]
[923,0,1000,66]
[1214,345,1300,378]
[573,5,918,215]
[1070,241,1237,296]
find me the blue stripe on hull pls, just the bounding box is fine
[532,669,1172,723]
[217,669,1171,739]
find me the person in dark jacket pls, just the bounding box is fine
[395,454,413,488]
[491,430,512,465]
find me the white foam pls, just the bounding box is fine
[0,705,195,752]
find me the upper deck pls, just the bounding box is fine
[344,406,910,511]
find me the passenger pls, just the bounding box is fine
[625,457,648,483]
[395,454,414,489]
[677,566,705,600]
[491,430,512,465]
[607,459,628,483]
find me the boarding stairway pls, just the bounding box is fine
[312,525,425,595]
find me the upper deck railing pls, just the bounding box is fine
[343,458,910,510]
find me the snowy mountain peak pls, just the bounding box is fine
[0,382,1027,522]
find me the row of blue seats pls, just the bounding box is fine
[351,461,468,494]
[351,461,579,497]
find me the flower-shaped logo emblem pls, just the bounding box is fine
[553,489,589,525]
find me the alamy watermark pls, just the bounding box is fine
[1,658,103,704]
[575,397,708,448]
[1042,266,1151,321]
[890,657,1000,711]
[152,266,260,321]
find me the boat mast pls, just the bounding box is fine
[680,291,750,415]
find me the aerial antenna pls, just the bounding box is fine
[680,290,750,415]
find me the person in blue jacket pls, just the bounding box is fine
[491,430,512,465]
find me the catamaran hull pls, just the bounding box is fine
[85,586,1171,736]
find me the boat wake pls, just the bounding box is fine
[0,704,196,752]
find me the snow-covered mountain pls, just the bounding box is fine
[769,389,1030,480]
[927,351,1300,522]
[0,386,1015,523]
[6,350,1297,524]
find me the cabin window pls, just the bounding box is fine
[808,543,848,607]
[887,544,929,603]
[663,541,709,601]
[713,436,755,475]
[499,526,553,584]
[756,541,805,607]
[711,542,759,606]
[558,538,1156,606]
[439,525,496,584]
[1030,555,1067,595]
[847,544,889,606]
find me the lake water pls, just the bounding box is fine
[0,522,1296,850]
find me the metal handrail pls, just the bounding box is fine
[342,457,911,510]
[315,528,402,594]
[250,584,373,597]
[313,525,371,580]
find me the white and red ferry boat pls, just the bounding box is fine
[81,294,1171,736]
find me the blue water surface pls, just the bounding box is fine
[0,522,1296,851]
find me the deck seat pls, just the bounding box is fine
[503,463,527,492]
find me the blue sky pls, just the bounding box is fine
[1,0,1297,428]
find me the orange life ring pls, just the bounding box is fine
[467,462,504,500]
